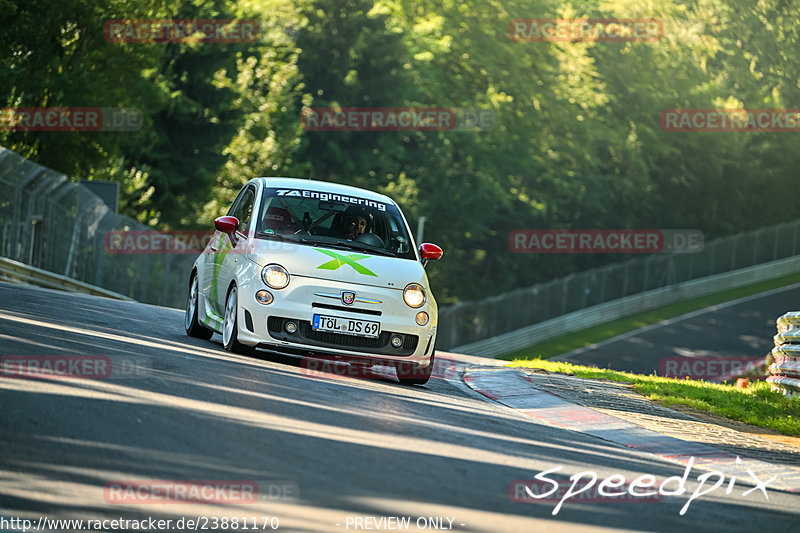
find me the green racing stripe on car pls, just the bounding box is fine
[201,311,223,333]
[314,249,378,277]
[209,236,234,309]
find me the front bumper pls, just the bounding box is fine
[234,273,437,366]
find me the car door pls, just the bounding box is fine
[210,185,256,317]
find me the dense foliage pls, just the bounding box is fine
[3,0,800,303]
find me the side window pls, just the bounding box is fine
[228,187,256,234]
[227,187,248,217]
[387,215,410,254]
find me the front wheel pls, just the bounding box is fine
[185,274,213,340]
[395,354,435,386]
[222,285,253,355]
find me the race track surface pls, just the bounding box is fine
[556,284,800,375]
[2,282,799,532]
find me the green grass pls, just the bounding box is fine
[508,359,800,436]
[500,271,800,361]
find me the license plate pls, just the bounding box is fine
[312,314,380,338]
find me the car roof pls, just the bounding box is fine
[253,177,395,205]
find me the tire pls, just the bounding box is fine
[185,274,213,340]
[222,285,254,355]
[395,353,435,385]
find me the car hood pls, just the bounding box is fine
[245,239,428,290]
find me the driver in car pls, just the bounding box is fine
[345,213,369,240]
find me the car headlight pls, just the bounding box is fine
[262,264,290,289]
[403,283,426,308]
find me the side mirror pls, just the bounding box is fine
[214,216,239,234]
[419,243,443,267]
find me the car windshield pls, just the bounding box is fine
[255,187,416,260]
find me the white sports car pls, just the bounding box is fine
[184,178,443,384]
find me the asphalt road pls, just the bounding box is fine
[1,282,799,532]
[556,284,800,376]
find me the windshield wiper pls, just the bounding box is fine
[295,235,333,247]
[255,231,295,241]
[318,240,399,257]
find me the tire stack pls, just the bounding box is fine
[768,311,800,397]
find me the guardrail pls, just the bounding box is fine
[0,256,134,301]
[451,255,800,356]
[1,146,195,307]
[768,311,800,397]
[438,219,800,352]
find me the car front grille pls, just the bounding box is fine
[300,321,388,348]
[267,316,418,355]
